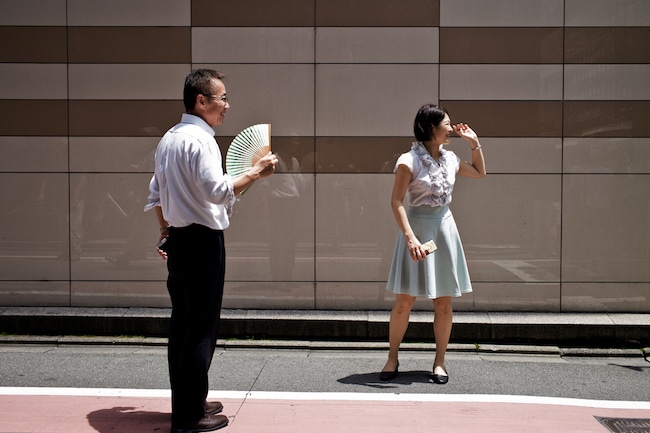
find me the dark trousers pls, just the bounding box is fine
[166,224,225,425]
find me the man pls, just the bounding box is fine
[145,69,277,433]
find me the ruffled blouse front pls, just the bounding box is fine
[394,141,461,207]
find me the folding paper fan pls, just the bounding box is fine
[225,123,272,177]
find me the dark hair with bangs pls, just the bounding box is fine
[183,69,225,111]
[413,104,449,142]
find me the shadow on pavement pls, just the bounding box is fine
[87,406,169,432]
[337,370,434,389]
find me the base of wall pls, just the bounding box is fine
[0,307,648,348]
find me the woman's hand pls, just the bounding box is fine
[407,238,428,262]
[453,123,479,144]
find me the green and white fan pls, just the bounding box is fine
[225,123,272,177]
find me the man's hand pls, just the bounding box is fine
[156,235,168,260]
[253,152,278,178]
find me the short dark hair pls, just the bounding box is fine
[183,69,225,111]
[413,104,449,142]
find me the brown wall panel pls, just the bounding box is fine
[316,0,439,27]
[565,28,650,64]
[440,101,563,137]
[564,101,650,137]
[68,27,190,63]
[316,137,409,173]
[440,28,563,64]
[0,27,67,63]
[69,100,183,136]
[0,100,68,135]
[192,0,315,27]
[218,136,315,173]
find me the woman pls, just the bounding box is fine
[381,104,486,384]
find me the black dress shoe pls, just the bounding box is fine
[379,362,399,381]
[204,401,223,415]
[170,413,229,433]
[432,366,449,384]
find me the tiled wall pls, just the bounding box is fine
[0,0,648,312]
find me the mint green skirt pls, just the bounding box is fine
[386,204,472,299]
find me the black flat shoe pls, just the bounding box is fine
[379,362,399,381]
[432,366,448,384]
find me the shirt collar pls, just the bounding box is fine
[181,113,216,136]
[413,141,448,161]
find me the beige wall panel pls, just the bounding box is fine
[0,100,68,136]
[69,173,163,281]
[453,175,561,282]
[562,283,650,312]
[70,137,158,173]
[564,101,650,138]
[316,0,439,27]
[223,282,314,309]
[0,282,70,306]
[315,137,410,174]
[71,281,170,307]
[195,64,314,137]
[226,175,314,282]
[69,100,182,136]
[316,174,396,282]
[317,28,438,64]
[68,27,191,63]
[316,64,438,137]
[565,28,650,64]
[562,174,650,282]
[441,65,563,101]
[565,65,650,100]
[0,64,67,99]
[0,173,69,280]
[0,27,67,62]
[440,101,563,137]
[67,0,190,26]
[0,137,68,172]
[440,0,563,27]
[193,0,315,27]
[565,0,650,26]
[471,283,560,312]
[458,138,562,174]
[440,28,563,64]
[315,282,399,310]
[564,138,650,174]
[193,28,313,63]
[68,64,189,100]
[0,0,66,25]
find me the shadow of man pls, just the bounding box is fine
[87,406,169,432]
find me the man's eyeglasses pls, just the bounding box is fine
[202,93,228,103]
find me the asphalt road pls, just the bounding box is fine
[1,340,649,403]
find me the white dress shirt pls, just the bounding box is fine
[145,113,236,230]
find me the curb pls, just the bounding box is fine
[1,307,649,349]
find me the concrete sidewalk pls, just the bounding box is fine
[1,306,649,348]
[1,338,649,433]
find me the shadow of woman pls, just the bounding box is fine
[87,406,170,432]
[338,370,434,389]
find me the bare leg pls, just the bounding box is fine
[382,294,416,372]
[432,296,453,374]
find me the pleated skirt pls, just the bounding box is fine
[386,204,472,299]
